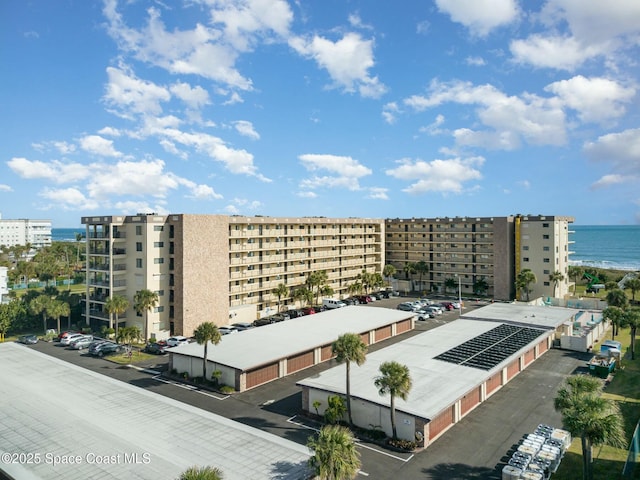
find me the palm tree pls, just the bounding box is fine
[382,264,396,286]
[404,262,416,289]
[606,288,628,310]
[30,295,53,333]
[332,333,368,425]
[568,266,584,295]
[272,283,289,312]
[75,232,83,269]
[374,361,412,439]
[620,308,640,360]
[133,289,159,342]
[516,269,537,301]
[473,277,489,296]
[554,375,626,480]
[357,270,372,294]
[49,299,70,334]
[414,261,429,292]
[625,278,640,302]
[105,294,130,341]
[193,322,222,380]
[292,286,313,307]
[307,425,361,480]
[549,270,565,297]
[444,277,457,295]
[178,466,224,480]
[602,306,623,340]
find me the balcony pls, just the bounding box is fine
[88,232,107,239]
[113,248,127,255]
[112,231,126,239]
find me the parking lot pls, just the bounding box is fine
[23,298,587,479]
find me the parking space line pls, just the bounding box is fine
[287,415,412,464]
[151,375,229,400]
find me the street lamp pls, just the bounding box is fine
[457,274,462,317]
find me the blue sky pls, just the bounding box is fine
[2,0,640,227]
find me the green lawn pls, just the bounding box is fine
[553,326,640,479]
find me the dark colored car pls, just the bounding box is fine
[89,341,123,357]
[301,307,316,315]
[357,295,372,304]
[18,334,38,345]
[144,342,168,355]
[253,317,276,327]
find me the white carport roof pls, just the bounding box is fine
[461,302,579,329]
[297,319,550,420]
[171,306,413,371]
[0,343,310,480]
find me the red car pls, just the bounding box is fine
[357,295,372,304]
[301,307,316,315]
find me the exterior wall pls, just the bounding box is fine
[227,216,384,317]
[517,215,574,300]
[385,216,514,301]
[0,217,52,249]
[0,266,8,303]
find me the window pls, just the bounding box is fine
[136,226,142,235]
[542,223,549,228]
[543,246,550,251]
[522,246,529,251]
[154,241,164,247]
[136,242,143,252]
[523,257,529,262]
[543,281,550,286]
[136,259,143,268]
[543,258,550,263]
[154,226,163,232]
[154,258,164,264]
[155,290,164,296]
[154,306,164,313]
[543,270,550,275]
[543,234,550,239]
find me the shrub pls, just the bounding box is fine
[388,438,417,451]
[219,385,235,394]
[170,368,178,376]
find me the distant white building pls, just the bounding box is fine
[0,266,8,304]
[0,213,52,250]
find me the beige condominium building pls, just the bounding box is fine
[82,214,384,339]
[385,215,574,301]
[0,214,51,250]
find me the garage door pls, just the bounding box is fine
[245,363,279,389]
[485,372,502,396]
[396,319,411,334]
[375,325,392,342]
[538,338,548,354]
[321,345,334,361]
[360,332,370,345]
[429,405,454,441]
[460,386,481,417]
[524,348,535,366]
[507,359,520,380]
[288,350,314,373]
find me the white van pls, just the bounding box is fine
[323,298,347,309]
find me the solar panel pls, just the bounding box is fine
[434,324,545,370]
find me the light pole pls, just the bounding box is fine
[457,275,462,317]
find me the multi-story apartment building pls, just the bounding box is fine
[385,215,574,301]
[82,214,384,339]
[0,214,51,250]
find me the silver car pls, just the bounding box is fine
[69,335,94,350]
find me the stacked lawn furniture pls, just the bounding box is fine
[502,424,571,480]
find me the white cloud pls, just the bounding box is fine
[590,174,626,190]
[465,56,486,66]
[348,13,372,30]
[233,120,260,140]
[97,126,122,137]
[297,191,317,198]
[419,114,446,135]
[113,200,167,216]
[299,153,372,192]
[290,32,387,98]
[0,184,13,192]
[403,80,566,149]
[53,141,76,154]
[182,182,223,200]
[367,187,389,200]
[544,75,635,123]
[8,157,91,184]
[104,64,171,118]
[510,35,607,71]
[79,135,123,157]
[170,81,211,110]
[38,188,100,211]
[435,0,519,36]
[382,102,400,124]
[583,128,640,173]
[224,197,262,213]
[385,156,484,194]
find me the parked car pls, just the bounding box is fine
[219,326,239,335]
[60,333,85,346]
[17,334,38,345]
[424,306,443,315]
[416,309,435,321]
[343,297,359,306]
[57,330,81,342]
[166,336,190,347]
[438,302,455,311]
[376,291,391,299]
[69,335,95,350]
[89,341,123,357]
[253,317,274,327]
[323,298,347,309]
[357,295,372,304]
[144,342,168,355]
[397,302,416,312]
[301,307,316,315]
[231,322,254,331]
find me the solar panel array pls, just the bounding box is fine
[434,324,545,370]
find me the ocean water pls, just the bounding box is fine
[570,225,640,271]
[52,227,84,242]
[52,225,639,271]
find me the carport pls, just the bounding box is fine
[169,306,414,392]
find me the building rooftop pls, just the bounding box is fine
[171,306,414,371]
[297,318,551,420]
[461,302,580,329]
[0,343,310,480]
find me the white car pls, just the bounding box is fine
[61,333,85,346]
[166,336,190,347]
[219,326,238,335]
